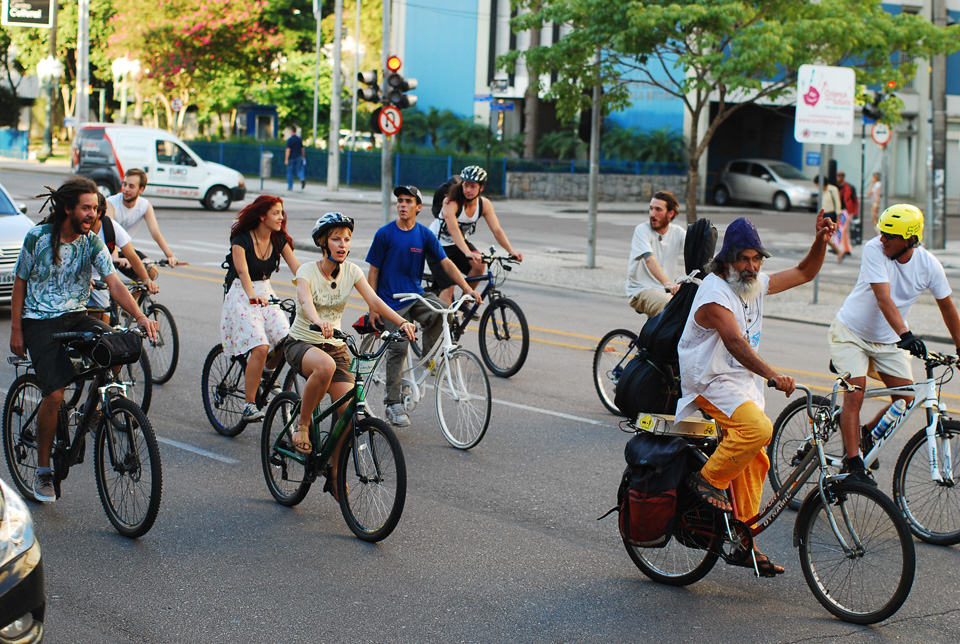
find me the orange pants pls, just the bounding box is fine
[697,396,773,522]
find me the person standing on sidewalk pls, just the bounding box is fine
[867,172,882,230]
[625,190,686,317]
[814,176,845,261]
[828,204,960,484]
[284,126,306,191]
[836,170,858,253]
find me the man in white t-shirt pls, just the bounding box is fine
[676,213,835,577]
[105,168,179,278]
[829,204,960,484]
[626,190,686,317]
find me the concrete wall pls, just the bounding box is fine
[505,172,686,202]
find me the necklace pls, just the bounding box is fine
[252,231,271,260]
[737,294,755,326]
[319,260,337,289]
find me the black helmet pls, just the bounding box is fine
[311,212,354,247]
[459,165,487,184]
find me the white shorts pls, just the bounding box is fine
[828,319,912,382]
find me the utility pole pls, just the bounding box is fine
[586,47,601,269]
[350,0,362,147]
[327,0,344,191]
[311,0,322,146]
[76,0,90,124]
[380,0,391,224]
[39,3,57,159]
[930,0,947,249]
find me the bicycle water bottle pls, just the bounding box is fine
[871,399,907,439]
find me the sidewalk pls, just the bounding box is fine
[2,155,958,343]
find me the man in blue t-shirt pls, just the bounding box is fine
[366,185,481,426]
[285,126,305,191]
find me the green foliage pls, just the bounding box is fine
[537,121,582,159]
[401,107,460,151]
[0,26,26,89]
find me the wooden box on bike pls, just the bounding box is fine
[634,413,718,440]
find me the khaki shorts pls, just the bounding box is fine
[828,319,912,382]
[629,288,670,318]
[284,338,354,384]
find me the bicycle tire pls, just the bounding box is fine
[94,397,163,538]
[2,374,44,501]
[142,301,180,384]
[796,481,915,624]
[359,334,389,421]
[478,297,529,378]
[337,417,407,542]
[768,395,838,510]
[625,498,721,586]
[593,329,638,415]
[261,392,311,506]
[435,349,491,449]
[201,344,248,437]
[118,351,153,414]
[892,420,960,545]
[281,366,303,396]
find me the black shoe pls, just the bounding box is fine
[301,179,306,190]
[859,425,880,470]
[840,456,878,487]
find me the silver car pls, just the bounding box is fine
[0,182,32,305]
[712,158,818,212]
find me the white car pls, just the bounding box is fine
[0,182,32,306]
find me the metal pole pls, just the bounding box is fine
[930,0,947,249]
[39,4,58,159]
[380,0,392,224]
[586,47,601,269]
[857,119,866,245]
[312,1,322,147]
[76,0,90,125]
[350,0,361,148]
[327,0,344,191]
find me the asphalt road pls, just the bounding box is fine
[1,169,959,643]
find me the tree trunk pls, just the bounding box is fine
[522,2,541,159]
[685,114,701,223]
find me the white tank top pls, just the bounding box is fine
[106,194,150,237]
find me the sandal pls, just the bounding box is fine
[322,469,347,502]
[737,551,785,578]
[291,425,312,455]
[688,472,733,513]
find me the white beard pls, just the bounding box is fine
[725,267,763,300]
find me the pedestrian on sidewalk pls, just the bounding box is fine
[285,126,306,191]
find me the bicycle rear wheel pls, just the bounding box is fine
[892,420,960,545]
[478,297,529,378]
[117,352,152,414]
[435,349,491,449]
[2,374,44,501]
[768,395,837,510]
[625,498,721,586]
[261,392,311,506]
[94,397,163,538]
[337,417,406,542]
[796,481,915,624]
[593,329,638,415]
[201,344,248,436]
[142,301,180,384]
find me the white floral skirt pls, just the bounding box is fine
[220,279,290,356]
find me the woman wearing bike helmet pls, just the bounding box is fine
[828,204,960,484]
[427,165,524,304]
[285,213,415,493]
[220,195,302,422]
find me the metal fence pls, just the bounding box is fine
[186,140,685,194]
[0,129,29,160]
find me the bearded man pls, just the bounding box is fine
[674,214,835,577]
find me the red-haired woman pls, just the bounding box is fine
[220,195,302,421]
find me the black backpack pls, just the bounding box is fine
[431,175,462,217]
[613,349,679,419]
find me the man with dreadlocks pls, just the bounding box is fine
[9,177,159,503]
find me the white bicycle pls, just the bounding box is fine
[769,350,960,545]
[360,293,492,449]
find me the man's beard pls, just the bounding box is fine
[725,266,763,300]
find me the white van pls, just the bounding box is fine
[71,124,246,211]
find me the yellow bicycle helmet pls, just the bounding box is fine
[878,204,923,244]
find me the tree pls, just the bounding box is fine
[504,0,959,221]
[402,107,459,151]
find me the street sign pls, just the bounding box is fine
[871,122,892,147]
[171,97,183,112]
[490,101,514,112]
[378,105,402,136]
[1,0,53,28]
[474,94,492,103]
[794,65,856,145]
[805,151,821,166]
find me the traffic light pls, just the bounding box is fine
[357,70,381,103]
[862,91,883,121]
[885,79,898,91]
[385,56,417,109]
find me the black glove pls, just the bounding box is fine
[897,331,927,359]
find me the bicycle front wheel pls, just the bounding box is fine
[337,417,407,542]
[797,481,915,624]
[435,349,491,449]
[892,420,960,545]
[2,374,44,501]
[478,297,529,378]
[261,392,311,506]
[201,344,248,436]
[94,397,163,538]
[768,395,836,510]
[593,329,638,415]
[142,301,180,384]
[625,499,721,586]
[117,352,153,414]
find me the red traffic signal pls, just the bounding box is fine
[387,55,402,72]
[886,80,898,91]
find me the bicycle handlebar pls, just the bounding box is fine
[306,325,408,360]
[52,328,146,343]
[394,291,473,315]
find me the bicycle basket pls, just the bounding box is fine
[91,331,143,367]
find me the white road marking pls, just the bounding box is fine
[156,436,240,463]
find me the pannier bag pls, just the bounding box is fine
[91,331,143,367]
[616,432,689,548]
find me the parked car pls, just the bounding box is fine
[0,182,33,306]
[70,124,246,211]
[712,158,818,212]
[0,476,44,643]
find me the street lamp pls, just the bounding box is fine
[111,57,141,124]
[36,56,64,159]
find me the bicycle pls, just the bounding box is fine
[135,258,180,384]
[593,328,640,414]
[360,292,492,450]
[430,248,529,378]
[201,297,302,437]
[623,380,916,624]
[261,327,407,542]
[769,351,960,545]
[2,329,163,538]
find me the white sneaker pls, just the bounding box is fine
[33,471,56,503]
[242,403,265,422]
[385,403,411,427]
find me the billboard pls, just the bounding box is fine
[1,0,53,28]
[794,65,856,145]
